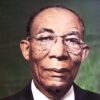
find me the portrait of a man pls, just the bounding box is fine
[0,4,100,100]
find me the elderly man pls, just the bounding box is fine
[1,5,100,100]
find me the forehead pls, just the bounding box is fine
[31,8,83,38]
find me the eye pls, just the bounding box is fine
[65,38,80,44]
[36,36,54,41]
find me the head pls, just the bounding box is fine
[20,5,89,99]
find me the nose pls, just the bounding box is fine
[49,37,69,59]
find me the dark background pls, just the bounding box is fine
[0,0,100,98]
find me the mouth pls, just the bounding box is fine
[42,68,71,80]
[44,68,71,73]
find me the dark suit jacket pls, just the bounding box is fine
[1,82,100,100]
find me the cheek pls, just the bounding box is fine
[30,62,50,87]
[71,65,79,79]
[69,53,82,64]
[30,43,50,60]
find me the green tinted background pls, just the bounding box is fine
[0,0,100,98]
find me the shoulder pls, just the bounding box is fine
[0,91,23,100]
[0,82,33,100]
[73,83,100,100]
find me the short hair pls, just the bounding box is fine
[26,5,85,38]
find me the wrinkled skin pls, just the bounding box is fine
[20,8,89,99]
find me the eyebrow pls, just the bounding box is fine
[66,31,80,36]
[36,28,80,37]
[37,28,54,34]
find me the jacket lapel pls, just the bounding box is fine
[19,82,34,100]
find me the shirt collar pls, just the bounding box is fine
[31,80,75,100]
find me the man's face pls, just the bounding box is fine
[21,8,89,93]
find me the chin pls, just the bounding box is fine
[42,81,71,99]
[43,80,70,92]
[50,81,67,87]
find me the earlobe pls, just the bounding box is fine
[20,40,30,61]
[81,44,90,62]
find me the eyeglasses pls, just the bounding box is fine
[26,34,84,55]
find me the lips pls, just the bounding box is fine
[43,68,71,73]
[39,67,72,83]
[42,68,70,80]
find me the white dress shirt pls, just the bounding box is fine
[31,80,75,100]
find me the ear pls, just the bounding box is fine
[20,40,30,61]
[81,44,90,63]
